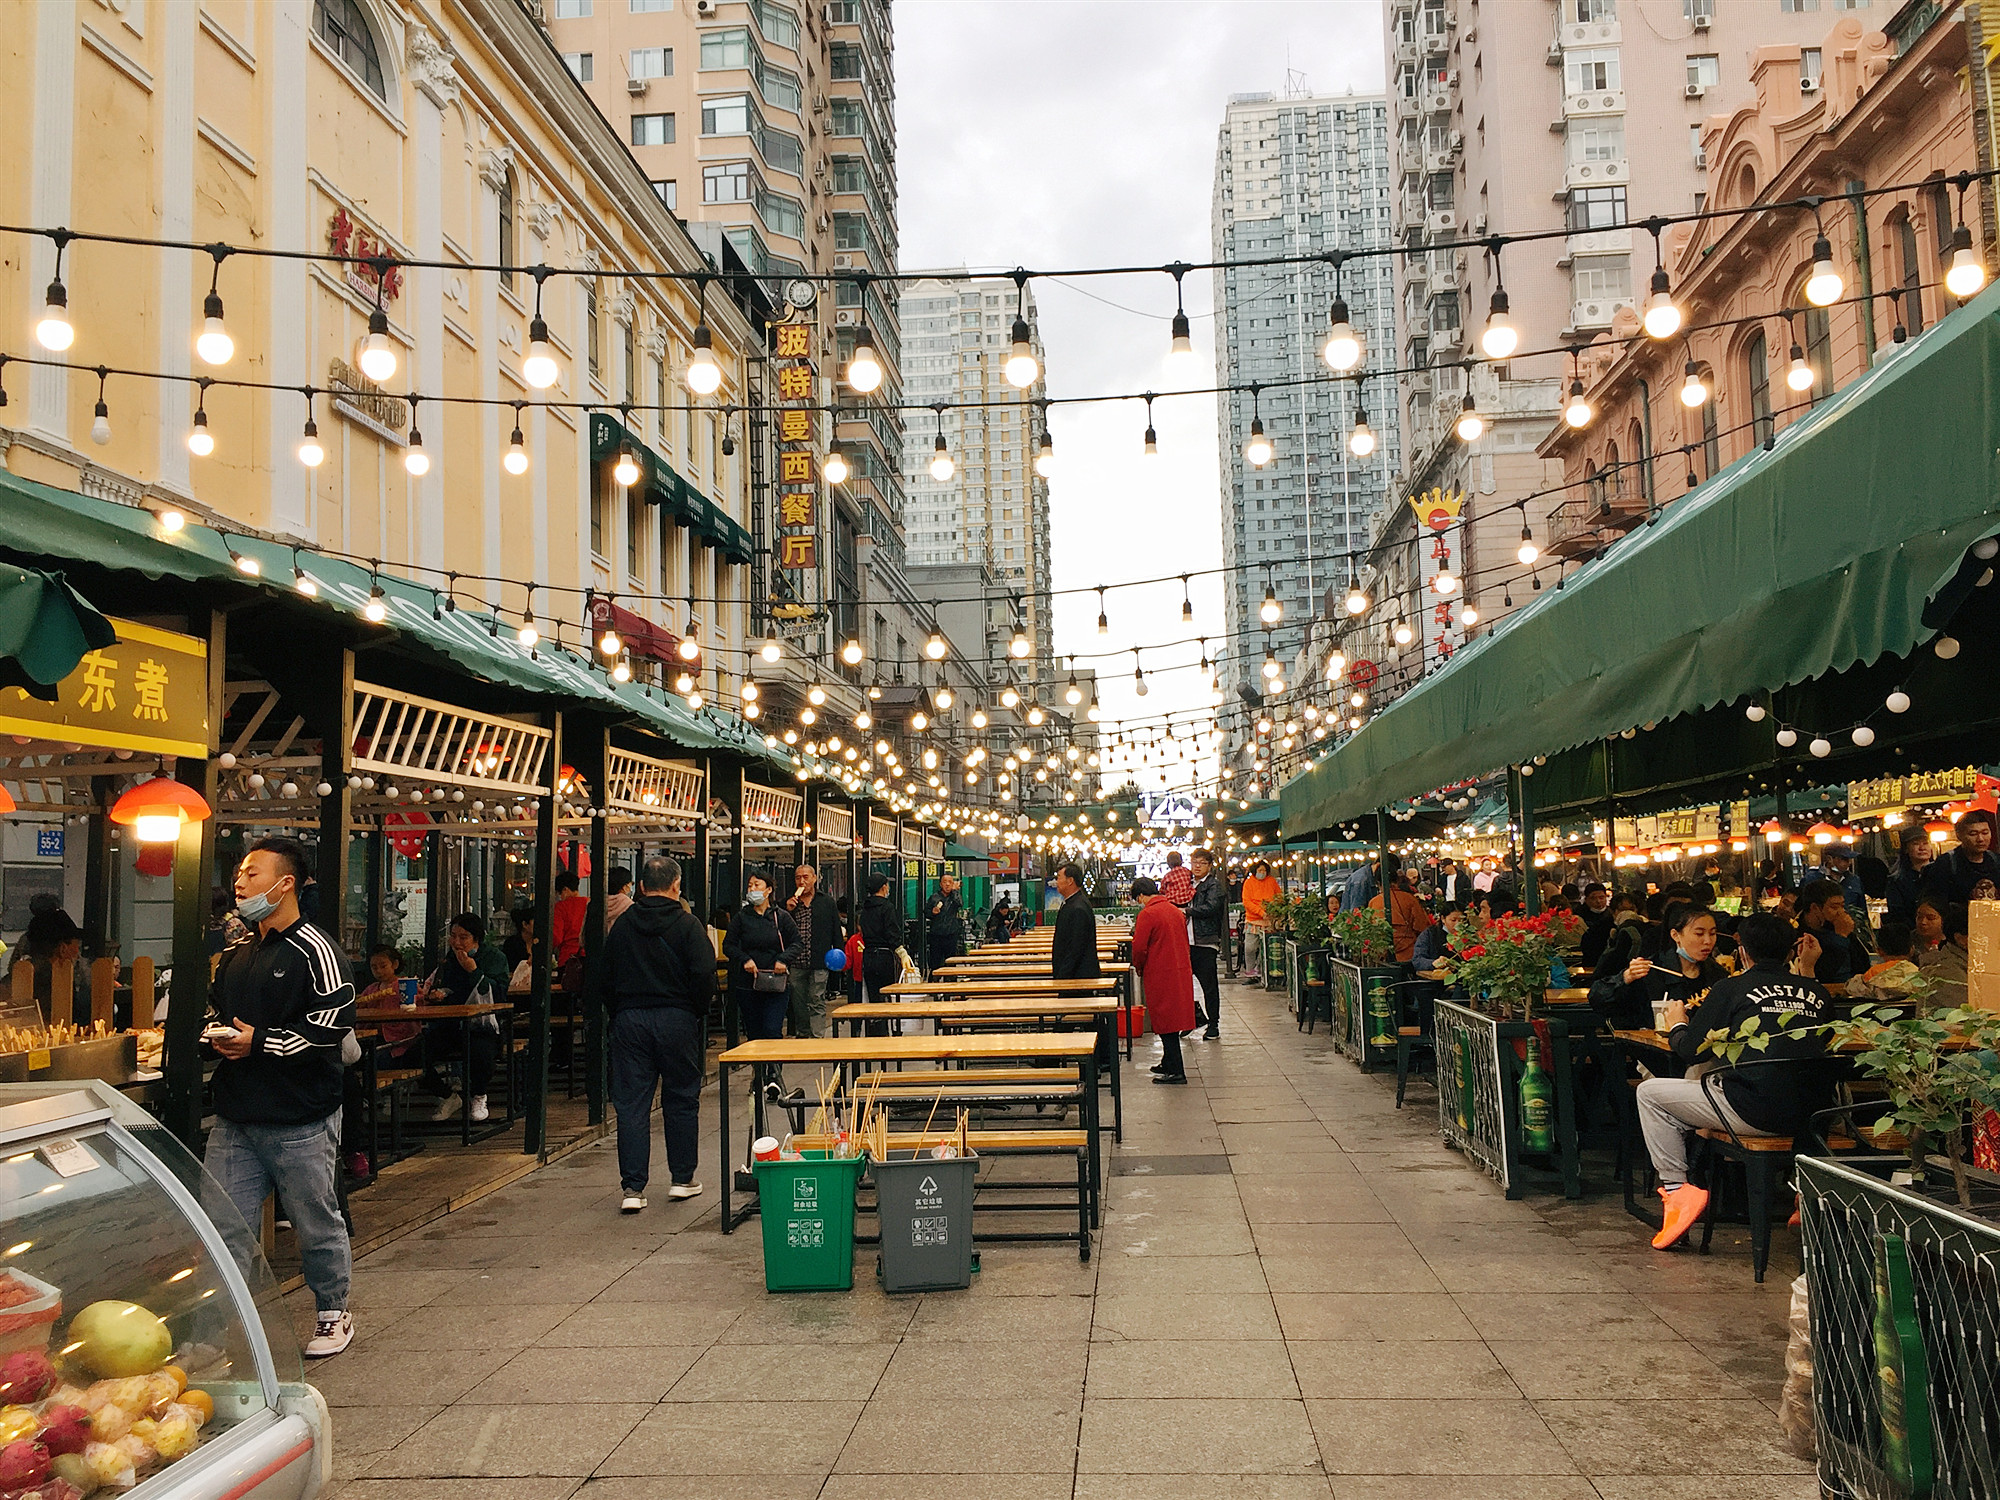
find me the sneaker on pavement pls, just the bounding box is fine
[1152,1073,1188,1085]
[345,1152,370,1178]
[469,1095,490,1123]
[1203,1028,1221,1041]
[304,1311,353,1358]
[1149,1062,1173,1075]
[763,1080,784,1104]
[1652,1184,1710,1249]
[667,1182,703,1200]
[621,1194,647,1213]
[432,1093,462,1122]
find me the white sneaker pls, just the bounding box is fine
[667,1182,703,1201]
[620,1194,647,1213]
[469,1096,489,1123]
[304,1310,353,1358]
[432,1093,462,1122]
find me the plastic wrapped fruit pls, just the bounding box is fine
[50,1452,98,1495]
[146,1408,200,1463]
[79,1441,131,1490]
[64,1305,171,1380]
[76,1401,129,1444]
[0,1351,57,1405]
[0,1437,52,1489]
[110,1433,156,1477]
[175,1391,212,1427]
[0,1406,39,1443]
[37,1407,90,1458]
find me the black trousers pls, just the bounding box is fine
[1158,1031,1185,1077]
[609,1005,706,1193]
[420,1023,498,1098]
[1191,946,1220,1032]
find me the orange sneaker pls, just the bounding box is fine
[1652,1184,1710,1249]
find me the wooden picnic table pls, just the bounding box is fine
[715,1031,1104,1235]
[354,1002,511,1147]
[834,993,1124,1141]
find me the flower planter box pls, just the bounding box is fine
[1431,998,1581,1200]
[1322,957,1404,1071]
[1262,934,1289,992]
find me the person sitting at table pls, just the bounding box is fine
[1577,883,1616,968]
[1636,911,1832,1249]
[1849,921,1921,1001]
[1917,903,1971,1010]
[502,906,538,972]
[413,913,508,1124]
[1939,809,2000,905]
[1412,908,1460,970]
[1796,879,1868,987]
[1129,876,1195,1085]
[1590,903,1728,1029]
[1367,857,1436,965]
[23,908,88,1026]
[1886,833,1949,928]
[985,894,1017,944]
[340,946,421,1182]
[1591,893,1648,980]
[723,870,804,1099]
[604,866,634,929]
[1911,896,1946,958]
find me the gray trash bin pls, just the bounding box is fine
[870,1149,979,1292]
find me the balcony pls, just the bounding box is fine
[1404,256,1430,289]
[1421,86,1453,114]
[1394,35,1419,64]
[1558,18,1620,48]
[1566,296,1631,332]
[1424,206,1458,237]
[1563,158,1627,191]
[1395,93,1420,122]
[1562,89,1625,118]
[1546,485,1650,560]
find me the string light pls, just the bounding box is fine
[688,279,724,394]
[1096,586,1109,637]
[846,317,884,394]
[196,253,234,366]
[1785,342,1815,393]
[614,440,641,487]
[364,578,388,622]
[1480,251,1518,359]
[1180,575,1194,624]
[1260,575,1281,625]
[1322,289,1363,372]
[1946,224,1987,298]
[1343,570,1369,616]
[293,562,319,597]
[404,396,430,476]
[1141,394,1159,460]
[518,588,539,646]
[925,630,947,660]
[1805,230,1844,307]
[88,367,110,445]
[1000,684,1020,708]
[824,436,849,485]
[841,637,865,665]
[1642,227,1682,340]
[504,404,529,474]
[1034,423,1055,477]
[1562,376,1592,430]
[36,245,74,352]
[523,274,560,389]
[1454,393,1484,443]
[929,405,954,481]
[297,392,324,467]
[1005,272,1039,388]
[1164,265,1199,380]
[1679,360,1709,409]
[186,387,214,457]
[1517,521,1539,566]
[1348,408,1376,458]
[1009,625,1030,658]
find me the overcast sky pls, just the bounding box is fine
[896,0,1386,795]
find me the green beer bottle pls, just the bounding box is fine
[1366,975,1396,1048]
[1520,1036,1553,1155]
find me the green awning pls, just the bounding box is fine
[592,413,752,562]
[944,842,987,861]
[1281,282,2000,837]
[0,467,788,769]
[0,564,117,700]
[1222,801,1281,828]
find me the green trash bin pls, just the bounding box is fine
[870,1149,979,1293]
[753,1150,866,1292]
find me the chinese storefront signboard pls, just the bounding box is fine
[1407,488,1464,667]
[774,320,818,574]
[0,618,209,758]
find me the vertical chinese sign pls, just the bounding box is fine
[1407,488,1464,669]
[774,320,819,581]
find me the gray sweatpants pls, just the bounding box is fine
[1635,1075,1769,1189]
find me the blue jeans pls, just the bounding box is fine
[609,1006,705,1194]
[205,1111,351,1313]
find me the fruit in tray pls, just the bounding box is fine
[62,1307,169,1381]
[0,1439,51,1490]
[0,1355,56,1407]
[33,1410,87,1460]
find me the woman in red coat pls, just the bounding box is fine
[1130,877,1197,1084]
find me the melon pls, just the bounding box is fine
[65,1303,171,1379]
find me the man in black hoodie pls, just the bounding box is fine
[1635,911,1831,1249]
[603,856,718,1212]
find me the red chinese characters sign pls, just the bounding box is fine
[775,320,817,573]
[327,209,404,302]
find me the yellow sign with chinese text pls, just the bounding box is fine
[0,618,209,757]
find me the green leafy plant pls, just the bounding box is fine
[1440,908,1584,1019]
[1291,896,1331,951]
[1329,906,1396,968]
[1261,891,1297,935]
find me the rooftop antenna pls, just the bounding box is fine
[1285,64,1311,99]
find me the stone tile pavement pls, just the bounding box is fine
[296,981,1815,1498]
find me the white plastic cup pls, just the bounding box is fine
[1651,1000,1670,1032]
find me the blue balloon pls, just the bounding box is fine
[825,948,848,971]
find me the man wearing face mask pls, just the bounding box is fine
[204,837,357,1358]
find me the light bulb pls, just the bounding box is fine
[518,615,539,646]
[358,310,398,382]
[613,444,641,487]
[929,434,954,482]
[761,634,782,664]
[1348,413,1376,457]
[232,551,260,577]
[807,682,827,706]
[298,419,324,467]
[1001,685,1020,708]
[911,711,928,731]
[679,632,702,661]
[196,293,234,365]
[688,691,705,710]
[523,315,560,389]
[1322,298,1364,372]
[405,431,430,475]
[687,326,724,395]
[186,410,214,457]
[841,638,865,665]
[1886,690,1911,714]
[1454,397,1484,443]
[1745,703,1767,722]
[134,813,182,844]
[1433,570,1458,595]
[364,587,388,622]
[1393,619,1414,646]
[825,442,850,485]
[1517,525,1539,566]
[925,631,946,660]
[90,401,110,446]
[741,678,759,702]
[934,685,954,710]
[1260,586,1281,625]
[504,425,529,475]
[1641,268,1682,340]
[1480,291,1518,360]
[1805,236,1843,306]
[1165,310,1199,379]
[36,280,73,351]
[1005,316,1039,387]
[1009,629,1030,659]
[1775,727,1798,747]
[1786,344,1815,392]
[1142,425,1159,460]
[613,657,631,682]
[1261,656,1280,680]
[1027,704,1045,725]
[1945,224,1987,298]
[1459,603,1479,626]
[846,329,884,393]
[1563,380,1592,429]
[1034,430,1055,477]
[156,507,185,533]
[1679,362,1708,408]
[1344,586,1369,616]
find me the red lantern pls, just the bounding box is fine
[0,785,14,814]
[110,776,212,843]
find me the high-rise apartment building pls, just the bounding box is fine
[898,274,1054,685]
[1210,88,1398,712]
[1373,0,1854,674]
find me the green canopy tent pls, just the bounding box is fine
[1281,280,2000,839]
[0,563,116,700]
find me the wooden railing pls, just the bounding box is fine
[816,804,853,847]
[742,782,804,835]
[605,747,705,822]
[869,814,897,851]
[351,682,551,797]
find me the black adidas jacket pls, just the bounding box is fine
[209,918,356,1126]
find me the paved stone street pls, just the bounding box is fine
[299,982,1815,1499]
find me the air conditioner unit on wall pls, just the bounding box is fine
[626,77,648,96]
[833,252,853,269]
[1693,14,1711,29]
[1800,76,1821,93]
[1685,82,1706,99]
[695,0,717,14]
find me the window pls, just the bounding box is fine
[1746,332,1773,446]
[1780,0,1818,9]
[1700,386,1720,477]
[1571,255,1631,301]
[1568,122,1624,163]
[1690,125,1704,163]
[833,214,867,252]
[755,0,801,50]
[313,0,386,99]
[830,43,862,80]
[628,487,645,579]
[554,0,590,14]
[562,52,593,83]
[704,162,751,202]
[652,179,676,210]
[830,97,864,136]
[631,113,675,146]
[586,280,601,384]
[1685,55,1720,89]
[590,466,606,558]
[655,353,668,445]
[1573,0,1615,19]
[631,0,670,10]
[1832,0,1868,9]
[1800,48,1822,85]
[759,190,804,239]
[623,320,636,401]
[1803,303,1832,395]
[831,156,866,194]
[703,94,750,135]
[630,47,672,80]
[1566,49,1619,93]
[1566,186,1627,231]
[1897,212,1925,334]
[498,169,516,292]
[700,30,751,69]
[1684,0,1714,18]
